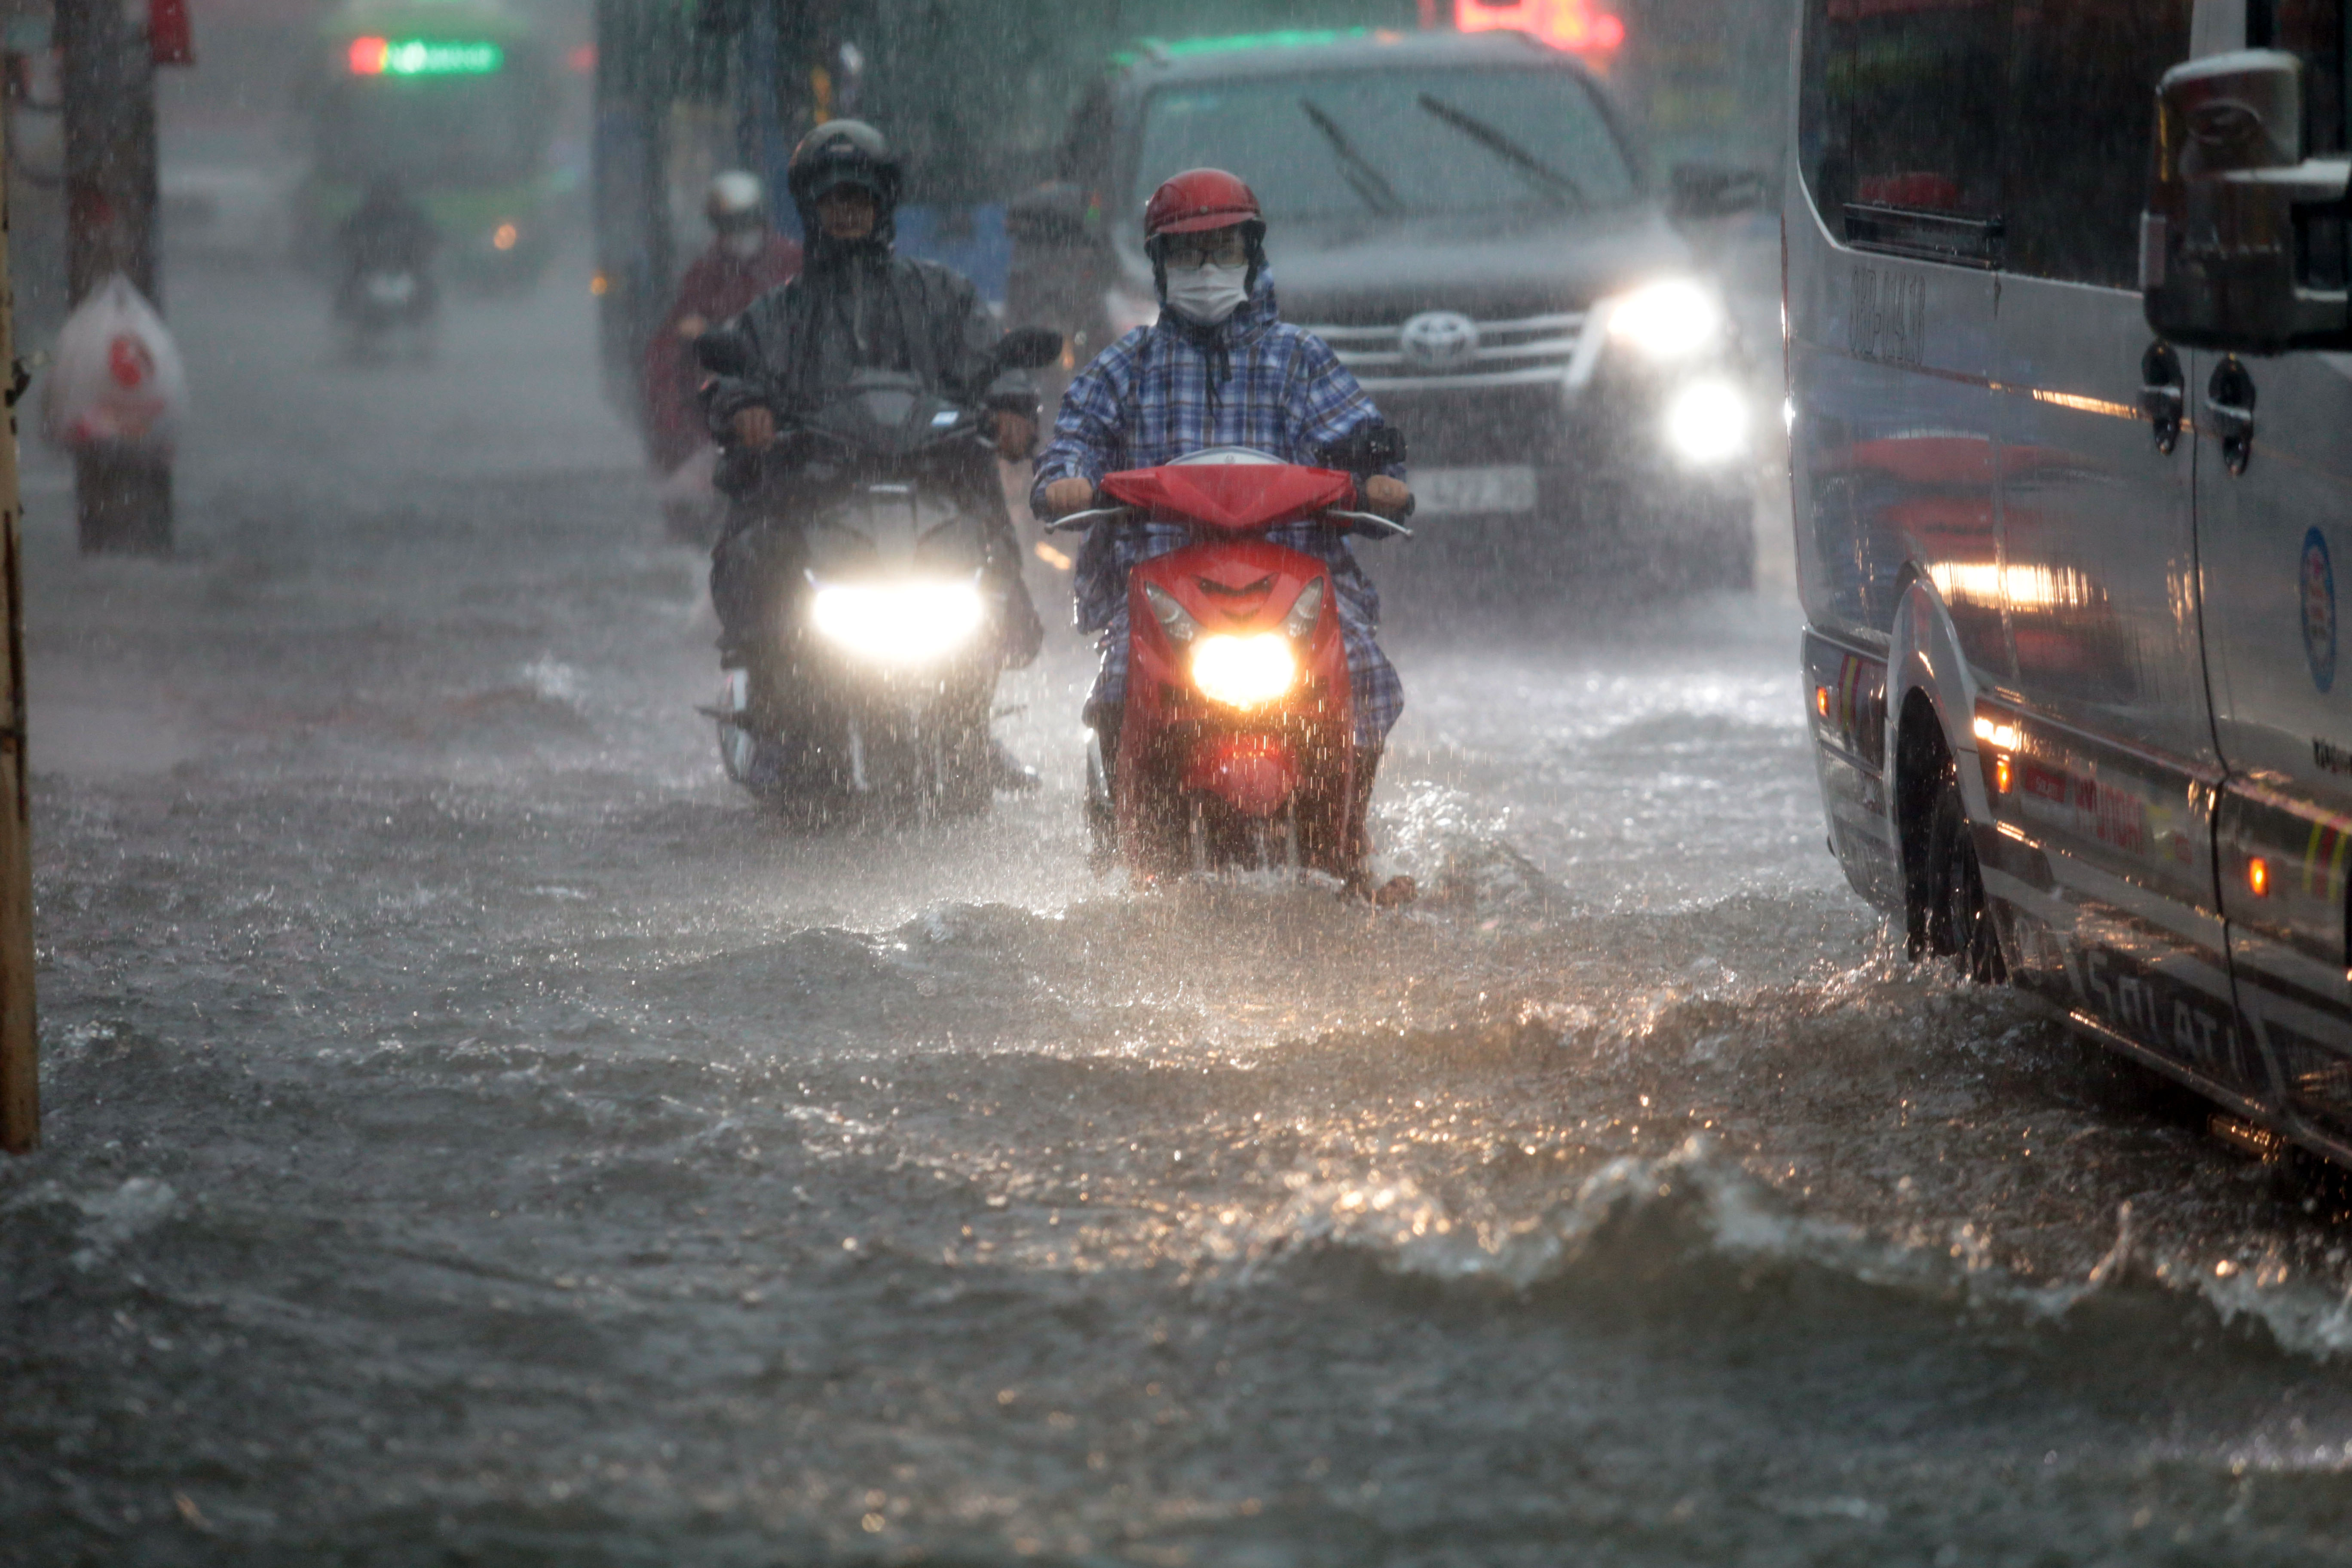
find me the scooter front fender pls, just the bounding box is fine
[1181,734,1301,819]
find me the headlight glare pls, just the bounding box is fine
[1665,378,1750,464]
[1604,278,1723,361]
[809,579,986,664]
[1191,633,1298,710]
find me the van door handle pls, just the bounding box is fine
[2207,356,2257,475]
[2140,342,2184,455]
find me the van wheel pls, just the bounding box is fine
[1920,772,2006,983]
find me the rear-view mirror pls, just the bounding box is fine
[1668,163,1771,220]
[2143,49,2352,351]
[994,326,1064,371]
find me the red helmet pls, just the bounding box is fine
[1143,168,1264,243]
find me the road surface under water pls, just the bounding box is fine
[9,259,2352,1567]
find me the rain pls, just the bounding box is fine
[11,0,2352,1562]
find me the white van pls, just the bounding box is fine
[1788,0,2352,1161]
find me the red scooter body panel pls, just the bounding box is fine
[1115,521,1355,866]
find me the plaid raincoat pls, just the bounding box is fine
[1030,277,1405,749]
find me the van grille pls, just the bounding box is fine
[1298,310,1590,392]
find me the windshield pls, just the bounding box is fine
[1133,64,1637,224]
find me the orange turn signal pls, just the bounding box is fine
[2250,857,2271,897]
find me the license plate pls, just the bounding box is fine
[1412,465,1538,515]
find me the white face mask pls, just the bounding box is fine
[1162,262,1250,326]
[722,229,766,260]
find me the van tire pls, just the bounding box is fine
[1920,768,2006,983]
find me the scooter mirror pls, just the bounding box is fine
[994,326,1064,371]
[695,327,756,378]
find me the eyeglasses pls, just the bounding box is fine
[1159,232,1249,270]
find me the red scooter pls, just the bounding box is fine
[1049,446,1410,885]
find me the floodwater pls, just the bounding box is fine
[9,256,2352,1568]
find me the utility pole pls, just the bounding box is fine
[0,105,38,1156]
[58,0,170,554]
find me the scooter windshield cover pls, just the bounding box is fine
[1101,463,1354,531]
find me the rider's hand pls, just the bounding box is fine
[731,407,776,450]
[1042,477,1096,516]
[1364,475,1412,518]
[992,411,1037,462]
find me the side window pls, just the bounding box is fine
[1797,0,1846,215]
[2002,0,2193,288]
[1805,0,2008,263]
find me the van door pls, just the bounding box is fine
[2188,1,2352,1150]
[1983,0,2258,1097]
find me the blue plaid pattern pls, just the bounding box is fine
[1032,278,1405,749]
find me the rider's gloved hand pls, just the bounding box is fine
[991,411,1037,462]
[1363,475,1412,518]
[1042,477,1096,516]
[731,407,777,450]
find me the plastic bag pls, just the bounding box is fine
[42,274,188,454]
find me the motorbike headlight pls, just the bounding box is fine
[1602,278,1724,362]
[1191,633,1298,710]
[1663,377,1750,464]
[1143,581,1199,643]
[809,579,986,664]
[1280,578,1324,642]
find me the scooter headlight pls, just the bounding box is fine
[1143,581,1199,643]
[1191,633,1298,710]
[808,578,986,665]
[1280,578,1325,641]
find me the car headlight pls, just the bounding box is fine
[1602,277,1723,362]
[1664,377,1750,464]
[809,579,986,664]
[1191,633,1298,710]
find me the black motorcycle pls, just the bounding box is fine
[699,325,1060,818]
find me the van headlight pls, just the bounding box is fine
[1664,377,1750,464]
[1602,277,1724,362]
[809,579,986,664]
[1191,633,1298,710]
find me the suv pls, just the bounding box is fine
[1008,29,1764,592]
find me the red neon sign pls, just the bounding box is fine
[1455,0,1626,57]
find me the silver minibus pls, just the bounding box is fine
[1789,0,2352,1163]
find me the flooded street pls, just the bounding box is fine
[12,257,2352,1566]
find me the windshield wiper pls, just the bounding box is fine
[1298,98,1404,216]
[1415,92,1585,210]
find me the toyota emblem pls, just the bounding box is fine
[1400,310,1479,373]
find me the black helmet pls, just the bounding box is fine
[787,120,900,213]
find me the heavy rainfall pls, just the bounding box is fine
[9,0,2352,1562]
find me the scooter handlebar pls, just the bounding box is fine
[1043,505,1134,533]
[1326,509,1414,539]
